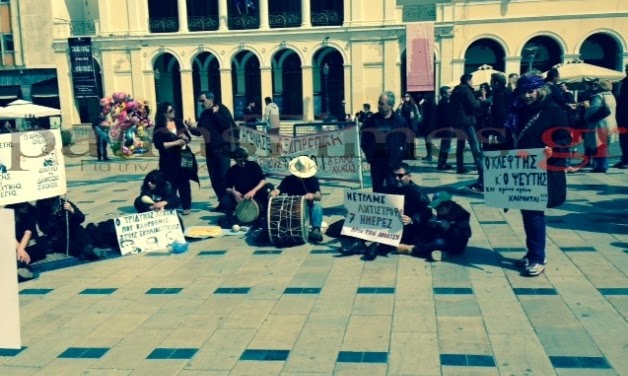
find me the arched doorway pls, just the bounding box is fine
[154,53,182,115]
[272,49,303,119]
[520,36,563,73]
[464,38,505,74]
[231,50,261,120]
[580,33,622,70]
[312,47,344,120]
[192,52,221,117]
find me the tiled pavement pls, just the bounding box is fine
[1,139,627,375]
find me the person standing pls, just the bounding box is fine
[398,93,421,160]
[153,102,198,215]
[450,74,484,192]
[187,91,238,212]
[361,91,409,193]
[614,64,628,168]
[356,103,373,124]
[503,71,570,276]
[435,86,454,170]
[243,99,258,127]
[263,97,280,135]
[488,73,511,150]
[584,80,617,173]
[92,113,110,161]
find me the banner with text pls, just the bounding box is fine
[114,210,185,255]
[0,129,67,206]
[340,190,405,247]
[68,37,99,98]
[483,148,548,211]
[238,126,361,182]
[406,22,435,92]
[0,209,21,349]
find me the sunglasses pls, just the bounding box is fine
[394,173,407,178]
[198,98,206,103]
[167,108,174,113]
[236,158,247,163]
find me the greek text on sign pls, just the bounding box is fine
[0,129,67,206]
[340,190,405,247]
[483,148,548,210]
[114,210,185,255]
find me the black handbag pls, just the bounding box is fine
[180,147,196,170]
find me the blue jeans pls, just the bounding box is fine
[309,201,323,228]
[521,210,546,264]
[93,126,109,159]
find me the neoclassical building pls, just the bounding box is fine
[51,0,628,127]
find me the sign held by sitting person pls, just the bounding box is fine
[114,210,185,255]
[0,129,67,206]
[0,209,21,349]
[341,190,405,246]
[483,148,548,211]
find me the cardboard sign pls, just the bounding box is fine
[0,209,21,349]
[483,148,548,211]
[114,210,185,255]
[0,129,67,206]
[239,126,361,182]
[340,190,405,246]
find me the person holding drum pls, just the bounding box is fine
[270,156,324,243]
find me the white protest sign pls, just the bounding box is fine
[0,129,67,206]
[0,209,21,349]
[483,148,548,211]
[239,126,361,182]
[114,210,185,255]
[340,190,405,246]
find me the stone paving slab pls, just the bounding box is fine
[2,139,627,375]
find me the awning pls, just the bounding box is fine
[31,85,60,98]
[0,85,21,100]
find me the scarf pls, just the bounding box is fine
[504,75,546,132]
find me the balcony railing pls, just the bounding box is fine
[188,15,220,31]
[269,12,302,29]
[228,15,260,30]
[311,10,343,27]
[69,20,97,36]
[149,17,179,33]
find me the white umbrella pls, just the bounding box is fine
[446,64,506,89]
[0,99,61,119]
[544,60,626,83]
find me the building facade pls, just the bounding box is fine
[51,0,628,127]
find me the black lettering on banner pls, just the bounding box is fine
[503,173,509,185]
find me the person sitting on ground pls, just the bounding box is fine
[397,191,471,261]
[339,163,433,261]
[35,196,101,260]
[7,202,46,282]
[221,147,268,227]
[134,170,181,213]
[270,156,324,243]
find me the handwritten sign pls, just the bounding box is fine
[0,129,67,206]
[340,190,405,246]
[483,148,548,210]
[239,126,361,182]
[114,210,185,255]
[0,209,21,349]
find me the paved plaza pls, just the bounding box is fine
[2,138,627,376]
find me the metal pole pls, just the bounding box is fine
[355,118,364,190]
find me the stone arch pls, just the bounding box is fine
[309,43,349,66]
[577,30,626,70]
[463,37,507,73]
[268,45,305,69]
[460,34,510,60]
[190,47,223,70]
[226,46,264,69]
[147,48,185,71]
[516,32,567,59]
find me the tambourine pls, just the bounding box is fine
[235,199,260,224]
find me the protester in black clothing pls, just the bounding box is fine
[92,113,110,161]
[153,102,198,215]
[435,86,454,170]
[476,83,493,150]
[7,202,46,282]
[36,196,99,260]
[398,93,421,160]
[614,64,628,168]
[187,91,238,211]
[221,147,268,224]
[134,170,182,213]
[361,91,409,193]
[486,73,511,150]
[397,191,471,261]
[545,68,577,113]
[356,103,373,124]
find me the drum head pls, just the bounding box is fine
[235,199,260,224]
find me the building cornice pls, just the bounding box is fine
[451,12,628,25]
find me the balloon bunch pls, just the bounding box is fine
[99,92,153,158]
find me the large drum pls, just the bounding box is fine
[267,196,310,247]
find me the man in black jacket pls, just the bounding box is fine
[450,74,484,192]
[435,86,453,170]
[188,91,238,210]
[361,91,410,193]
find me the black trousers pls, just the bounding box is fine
[165,175,191,210]
[206,152,231,201]
[619,126,628,164]
[41,226,93,258]
[369,160,392,193]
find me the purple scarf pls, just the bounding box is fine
[504,75,546,131]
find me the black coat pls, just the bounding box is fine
[433,201,471,251]
[386,181,433,225]
[152,120,199,184]
[360,111,409,167]
[450,84,480,127]
[190,104,238,156]
[616,77,628,127]
[490,87,511,130]
[505,98,570,208]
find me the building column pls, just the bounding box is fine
[301,65,314,121]
[178,0,189,32]
[383,39,398,94]
[98,0,111,34]
[342,0,351,27]
[260,66,273,102]
[259,0,269,29]
[504,56,522,76]
[100,52,116,98]
[301,0,311,27]
[220,68,234,111]
[219,0,228,30]
[343,64,353,116]
[56,51,81,127]
[451,59,465,85]
[130,49,145,99]
[180,69,195,121]
[143,69,158,122]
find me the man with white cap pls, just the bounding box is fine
[270,155,324,242]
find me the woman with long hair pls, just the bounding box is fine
[398,92,421,160]
[134,170,181,213]
[504,71,571,276]
[153,102,198,215]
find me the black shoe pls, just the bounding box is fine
[467,183,484,193]
[308,227,323,243]
[611,162,627,169]
[339,239,366,255]
[102,157,111,162]
[362,243,380,261]
[17,267,38,283]
[437,164,453,170]
[211,204,226,213]
[456,168,470,174]
[422,156,433,162]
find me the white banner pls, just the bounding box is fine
[0,129,67,206]
[0,209,21,349]
[340,190,405,247]
[239,126,361,182]
[483,148,548,211]
[114,210,185,255]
